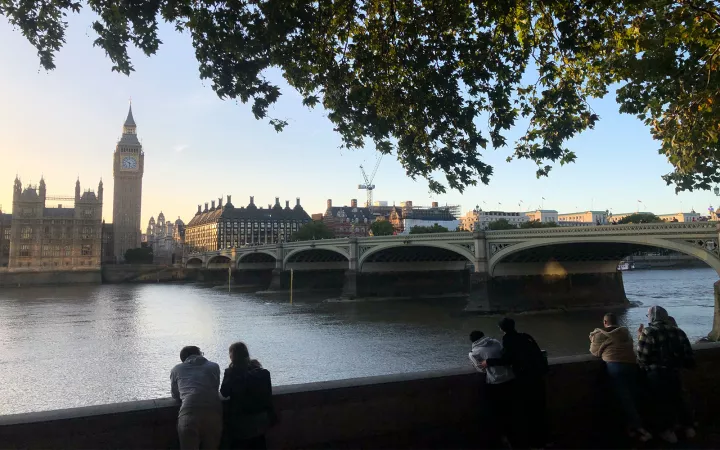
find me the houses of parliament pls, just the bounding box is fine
[0,105,145,270]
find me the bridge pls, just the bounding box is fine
[185,222,720,312]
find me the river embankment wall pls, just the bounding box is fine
[2,343,720,449]
[101,264,193,283]
[0,269,101,287]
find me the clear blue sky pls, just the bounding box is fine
[1,11,718,227]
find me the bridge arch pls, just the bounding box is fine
[489,236,720,276]
[186,257,204,269]
[237,251,277,263]
[358,242,475,270]
[283,247,349,265]
[207,255,232,269]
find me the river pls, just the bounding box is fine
[0,268,716,415]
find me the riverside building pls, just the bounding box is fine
[184,196,311,252]
[6,176,103,269]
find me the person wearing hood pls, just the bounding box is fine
[171,346,223,450]
[220,342,275,450]
[469,330,515,448]
[637,306,695,444]
[589,313,651,442]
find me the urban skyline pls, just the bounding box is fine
[2,14,719,229]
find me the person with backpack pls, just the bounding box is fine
[482,318,548,448]
[468,330,516,448]
[220,342,275,450]
[637,306,695,444]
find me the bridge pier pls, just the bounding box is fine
[268,269,284,291]
[341,270,358,299]
[709,281,720,341]
[465,272,491,312]
[486,271,629,312]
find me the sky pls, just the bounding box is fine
[1,12,719,228]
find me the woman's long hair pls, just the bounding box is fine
[228,341,251,370]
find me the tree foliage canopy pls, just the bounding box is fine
[409,223,450,234]
[487,218,517,230]
[3,0,719,192]
[617,213,663,224]
[291,220,335,241]
[124,247,153,264]
[370,220,395,236]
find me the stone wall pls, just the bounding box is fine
[357,270,468,298]
[0,269,101,287]
[487,271,628,312]
[8,343,719,449]
[101,265,191,283]
[267,269,345,291]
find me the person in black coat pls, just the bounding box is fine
[482,318,548,448]
[220,342,275,450]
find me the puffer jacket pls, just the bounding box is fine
[469,336,515,384]
[589,326,637,364]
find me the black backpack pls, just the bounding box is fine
[513,333,549,377]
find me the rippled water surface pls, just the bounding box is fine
[0,268,716,415]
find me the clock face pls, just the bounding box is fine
[121,156,138,170]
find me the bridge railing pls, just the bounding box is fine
[186,223,718,257]
[486,221,718,237]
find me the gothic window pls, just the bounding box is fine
[44,226,50,235]
[81,244,92,256]
[42,245,50,257]
[53,245,60,257]
[21,226,31,239]
[19,244,30,257]
[64,246,71,256]
[82,227,92,239]
[3,229,9,240]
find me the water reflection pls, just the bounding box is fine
[0,268,716,414]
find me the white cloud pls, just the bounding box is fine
[174,144,189,153]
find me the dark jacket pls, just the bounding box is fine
[637,307,694,371]
[220,362,274,439]
[486,330,548,379]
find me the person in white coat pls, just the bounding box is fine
[469,330,515,448]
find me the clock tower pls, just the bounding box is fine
[112,103,144,261]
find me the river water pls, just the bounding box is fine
[0,268,716,415]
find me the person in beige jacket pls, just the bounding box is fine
[589,313,652,442]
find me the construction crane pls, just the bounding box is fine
[358,155,383,212]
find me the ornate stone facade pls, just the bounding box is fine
[112,104,144,262]
[0,207,11,267]
[7,176,103,270]
[323,199,373,237]
[144,212,185,264]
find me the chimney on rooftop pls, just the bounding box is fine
[351,199,358,208]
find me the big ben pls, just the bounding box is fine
[112,103,144,261]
